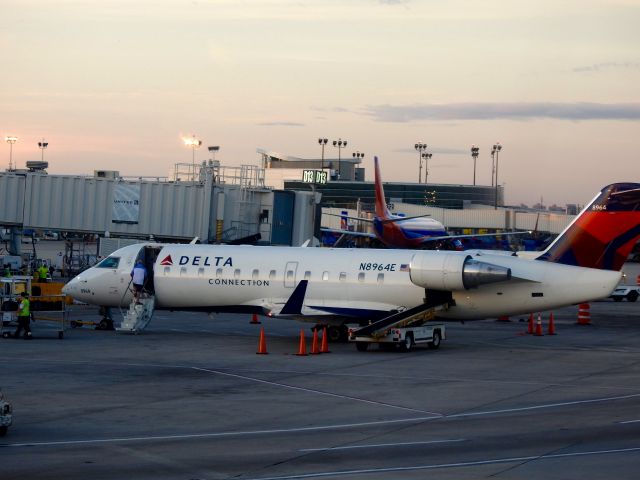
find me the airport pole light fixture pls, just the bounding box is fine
[421,152,432,184]
[207,145,220,161]
[493,142,502,209]
[352,151,365,172]
[470,145,479,186]
[38,138,49,161]
[183,135,202,180]
[490,145,496,187]
[318,138,328,171]
[332,138,347,180]
[414,142,427,183]
[5,135,17,171]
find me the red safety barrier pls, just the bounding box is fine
[577,303,591,325]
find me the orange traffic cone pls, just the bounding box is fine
[636,274,640,286]
[527,313,534,334]
[250,313,261,324]
[256,327,268,354]
[320,326,330,354]
[547,312,556,335]
[310,328,320,354]
[577,303,591,325]
[535,313,543,336]
[295,329,308,356]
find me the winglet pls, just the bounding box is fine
[280,280,308,315]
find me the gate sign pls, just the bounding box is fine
[302,170,328,185]
[112,183,140,224]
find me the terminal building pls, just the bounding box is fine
[259,148,503,209]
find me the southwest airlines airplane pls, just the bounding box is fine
[322,156,526,249]
[63,181,640,338]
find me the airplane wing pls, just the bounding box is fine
[320,227,377,239]
[323,213,375,224]
[415,230,531,244]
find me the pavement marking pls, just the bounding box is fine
[619,419,640,424]
[299,439,467,452]
[191,366,445,415]
[0,417,443,448]
[240,446,640,479]
[3,391,640,449]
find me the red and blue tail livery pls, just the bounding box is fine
[536,183,640,271]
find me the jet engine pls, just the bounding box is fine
[410,251,511,291]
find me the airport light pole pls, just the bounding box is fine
[422,152,432,184]
[183,135,202,180]
[38,138,49,161]
[352,151,365,173]
[492,142,502,209]
[470,145,479,186]
[208,145,220,160]
[414,142,427,183]
[318,138,328,171]
[5,136,17,171]
[332,138,347,180]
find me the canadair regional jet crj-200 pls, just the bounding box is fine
[63,182,640,339]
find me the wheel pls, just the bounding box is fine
[613,296,623,302]
[399,334,413,352]
[428,330,442,350]
[0,426,7,437]
[327,325,347,343]
[627,291,638,302]
[355,342,369,352]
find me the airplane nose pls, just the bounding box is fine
[62,275,83,296]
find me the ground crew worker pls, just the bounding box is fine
[38,264,49,283]
[130,259,146,304]
[14,292,32,339]
[2,264,11,277]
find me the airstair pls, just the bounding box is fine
[352,290,451,339]
[116,296,155,334]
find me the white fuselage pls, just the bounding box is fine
[63,243,621,322]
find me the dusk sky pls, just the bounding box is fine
[2,0,639,206]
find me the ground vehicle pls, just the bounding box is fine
[0,390,12,436]
[609,286,640,302]
[349,322,445,352]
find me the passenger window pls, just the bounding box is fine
[286,270,294,281]
[377,273,384,284]
[269,270,276,280]
[339,272,347,282]
[180,267,187,276]
[358,272,365,282]
[198,267,204,277]
[163,266,170,275]
[252,269,259,280]
[96,257,120,269]
[216,268,223,279]
[234,269,241,279]
[304,270,311,280]
[322,271,329,281]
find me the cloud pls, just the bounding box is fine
[257,121,305,127]
[573,62,640,73]
[365,102,640,122]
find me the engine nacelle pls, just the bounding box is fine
[410,251,512,290]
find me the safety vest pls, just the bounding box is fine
[39,266,48,279]
[18,298,30,317]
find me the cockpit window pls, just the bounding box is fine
[96,257,120,269]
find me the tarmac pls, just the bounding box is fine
[0,269,639,479]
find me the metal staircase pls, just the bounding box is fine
[117,296,155,334]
